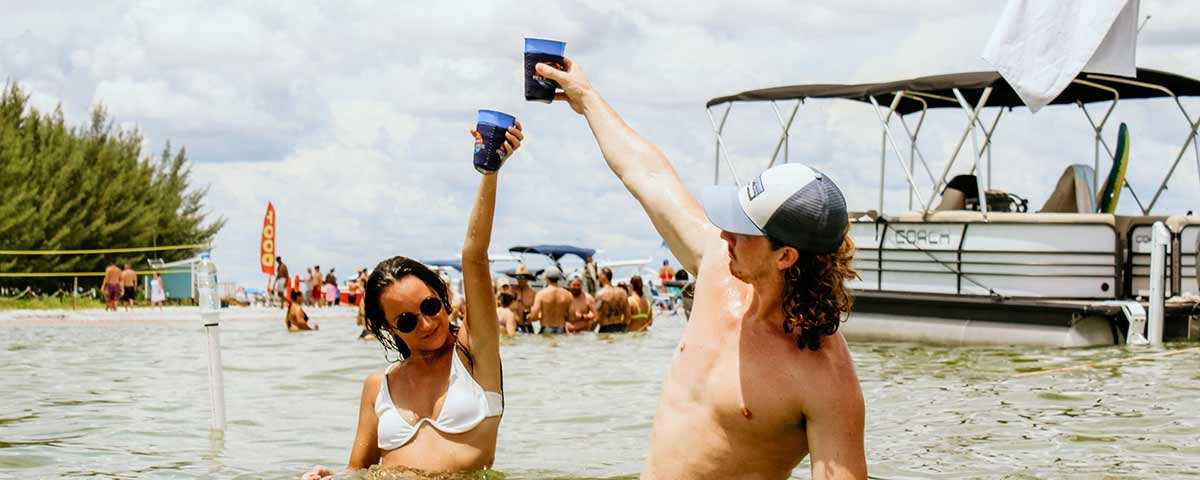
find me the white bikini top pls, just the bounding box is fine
[375,347,503,450]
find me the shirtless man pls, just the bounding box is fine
[538,59,866,479]
[275,257,289,308]
[102,263,122,311]
[530,268,573,334]
[566,277,596,333]
[513,266,537,333]
[120,263,137,309]
[594,267,630,333]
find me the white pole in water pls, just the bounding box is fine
[196,251,227,431]
[1148,222,1170,347]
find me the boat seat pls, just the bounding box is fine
[892,210,1115,226]
[1039,164,1096,213]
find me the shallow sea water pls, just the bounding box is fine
[1,308,1199,479]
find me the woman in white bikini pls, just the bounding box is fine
[303,122,523,479]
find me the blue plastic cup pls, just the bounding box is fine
[474,109,516,174]
[524,37,567,103]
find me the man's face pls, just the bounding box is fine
[719,230,787,282]
[568,279,583,296]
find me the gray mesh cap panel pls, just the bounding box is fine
[761,175,848,254]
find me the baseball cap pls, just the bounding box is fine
[543,267,562,281]
[700,163,848,254]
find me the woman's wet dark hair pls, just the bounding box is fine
[629,275,645,297]
[497,291,515,308]
[364,256,469,364]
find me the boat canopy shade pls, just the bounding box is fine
[422,259,462,271]
[508,244,596,262]
[706,68,1200,115]
[499,267,543,279]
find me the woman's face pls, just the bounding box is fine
[379,276,451,353]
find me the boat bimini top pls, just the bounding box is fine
[705,68,1200,218]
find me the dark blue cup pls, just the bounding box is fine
[524,38,567,103]
[474,109,516,174]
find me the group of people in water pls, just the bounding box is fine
[304,56,866,480]
[492,265,654,335]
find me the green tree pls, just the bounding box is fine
[0,82,225,292]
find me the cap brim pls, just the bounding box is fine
[700,185,765,236]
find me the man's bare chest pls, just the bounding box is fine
[670,327,805,435]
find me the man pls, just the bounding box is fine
[275,257,290,309]
[594,266,630,333]
[512,264,537,333]
[310,266,323,307]
[530,267,573,334]
[102,262,122,311]
[582,256,599,296]
[658,260,675,286]
[120,263,137,310]
[566,276,596,333]
[537,59,865,479]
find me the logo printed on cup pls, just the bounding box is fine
[524,37,567,104]
[473,110,516,175]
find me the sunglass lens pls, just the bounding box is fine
[420,297,442,316]
[396,313,417,334]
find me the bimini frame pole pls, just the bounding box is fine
[870,92,926,213]
[1073,79,1120,196]
[1086,73,1200,213]
[767,100,801,168]
[708,103,736,185]
[952,88,1000,220]
[922,87,994,214]
[895,95,936,210]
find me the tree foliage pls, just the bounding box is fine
[0,82,224,291]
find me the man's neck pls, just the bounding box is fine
[744,273,786,331]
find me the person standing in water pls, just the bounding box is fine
[594,267,630,333]
[496,292,518,337]
[627,275,653,332]
[537,58,865,479]
[303,121,521,479]
[286,290,317,331]
[510,265,536,333]
[530,268,572,334]
[566,276,596,333]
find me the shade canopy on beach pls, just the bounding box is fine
[706,68,1200,115]
[508,245,596,262]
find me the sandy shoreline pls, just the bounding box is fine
[0,305,359,325]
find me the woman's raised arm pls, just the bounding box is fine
[460,122,522,392]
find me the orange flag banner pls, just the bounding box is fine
[260,202,277,275]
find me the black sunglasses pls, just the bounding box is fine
[394,296,443,334]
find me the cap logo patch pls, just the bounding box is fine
[748,175,765,201]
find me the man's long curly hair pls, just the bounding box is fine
[772,233,857,351]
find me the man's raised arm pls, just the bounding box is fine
[536,60,718,273]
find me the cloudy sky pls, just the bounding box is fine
[4,0,1198,286]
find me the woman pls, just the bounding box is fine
[496,292,517,337]
[303,122,522,479]
[286,290,317,331]
[150,272,166,309]
[627,275,653,332]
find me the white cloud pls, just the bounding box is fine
[5,0,1200,285]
